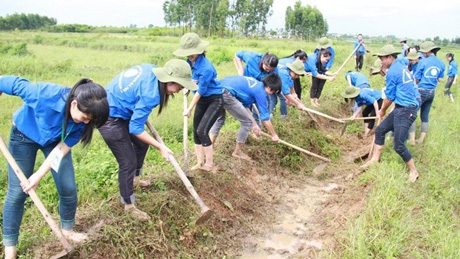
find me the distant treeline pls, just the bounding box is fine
[0,13,57,30]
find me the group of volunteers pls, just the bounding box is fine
[343,35,457,184]
[0,32,457,258]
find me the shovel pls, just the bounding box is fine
[0,135,72,257]
[340,116,378,136]
[183,91,191,177]
[145,121,213,225]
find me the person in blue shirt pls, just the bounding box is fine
[234,51,279,81]
[209,73,282,161]
[304,48,337,107]
[360,45,420,183]
[410,41,445,144]
[273,59,308,116]
[353,34,370,71]
[270,50,308,117]
[444,52,458,102]
[399,39,410,57]
[341,86,383,137]
[175,33,224,173]
[0,77,109,258]
[406,48,421,74]
[314,37,335,71]
[98,59,197,221]
[345,71,371,89]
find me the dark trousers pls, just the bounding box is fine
[355,52,364,70]
[294,78,302,100]
[98,117,149,204]
[363,99,383,129]
[310,76,326,99]
[193,94,223,146]
[374,105,418,162]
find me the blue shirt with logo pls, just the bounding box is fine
[414,54,445,90]
[188,54,223,97]
[220,76,271,121]
[304,53,321,77]
[384,61,419,107]
[105,64,161,135]
[354,40,366,55]
[0,76,85,147]
[278,66,294,95]
[345,72,370,88]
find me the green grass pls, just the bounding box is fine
[0,31,459,258]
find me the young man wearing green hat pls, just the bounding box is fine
[409,41,445,144]
[360,45,420,183]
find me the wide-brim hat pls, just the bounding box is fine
[173,33,209,57]
[286,60,307,76]
[406,50,420,61]
[152,59,198,90]
[316,37,332,48]
[399,38,407,43]
[373,44,400,57]
[419,41,440,53]
[370,59,382,75]
[341,86,361,98]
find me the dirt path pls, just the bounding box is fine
[237,176,344,258]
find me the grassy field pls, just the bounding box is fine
[0,31,459,258]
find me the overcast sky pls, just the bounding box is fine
[1,0,458,40]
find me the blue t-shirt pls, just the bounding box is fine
[384,61,419,107]
[188,54,223,97]
[0,76,85,147]
[220,76,271,121]
[236,50,278,80]
[345,72,370,88]
[105,64,161,135]
[278,67,294,95]
[414,54,445,90]
[278,57,295,69]
[314,47,335,70]
[448,60,458,77]
[354,40,366,55]
[304,53,321,77]
[356,88,382,107]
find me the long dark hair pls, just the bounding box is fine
[316,48,331,73]
[64,78,109,146]
[283,49,308,60]
[157,81,172,115]
[258,52,278,72]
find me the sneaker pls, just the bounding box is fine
[125,207,151,221]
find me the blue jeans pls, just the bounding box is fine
[2,126,77,246]
[269,93,287,117]
[419,88,435,123]
[210,89,253,143]
[374,105,418,162]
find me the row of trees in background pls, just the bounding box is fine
[285,1,328,41]
[0,13,56,30]
[162,0,277,37]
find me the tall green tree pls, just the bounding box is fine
[285,0,328,40]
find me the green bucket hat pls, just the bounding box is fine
[317,37,332,48]
[341,86,361,99]
[406,49,420,61]
[173,33,209,57]
[370,59,382,75]
[286,60,307,76]
[419,41,440,53]
[373,44,400,57]
[152,59,198,91]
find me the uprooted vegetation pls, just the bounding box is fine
[20,104,373,259]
